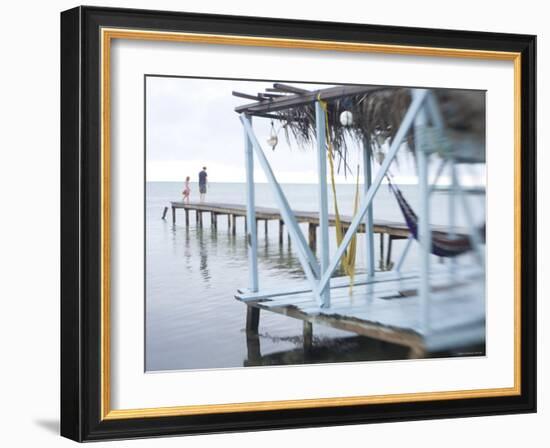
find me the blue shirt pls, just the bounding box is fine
[199,170,207,185]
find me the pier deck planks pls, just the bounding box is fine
[170,201,468,239]
[235,265,485,355]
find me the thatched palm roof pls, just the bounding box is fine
[233,83,485,170]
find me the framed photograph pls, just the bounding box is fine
[60,6,536,441]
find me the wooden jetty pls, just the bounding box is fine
[169,201,469,271]
[236,265,485,358]
[170,201,415,269]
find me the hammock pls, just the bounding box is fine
[388,181,478,258]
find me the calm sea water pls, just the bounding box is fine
[145,181,485,371]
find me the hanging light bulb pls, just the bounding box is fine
[267,120,278,150]
[339,110,353,126]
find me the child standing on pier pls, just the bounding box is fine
[182,176,191,204]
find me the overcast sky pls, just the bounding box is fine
[145,76,483,185]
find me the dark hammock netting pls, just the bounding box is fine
[388,181,485,258]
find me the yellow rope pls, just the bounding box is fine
[318,99,360,294]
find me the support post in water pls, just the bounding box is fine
[185,209,189,227]
[303,321,313,352]
[386,236,394,270]
[315,100,331,307]
[363,137,375,278]
[246,306,260,333]
[308,223,317,251]
[243,114,259,293]
[413,88,432,334]
[379,233,385,270]
[171,206,175,224]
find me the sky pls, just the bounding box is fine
[145,76,485,185]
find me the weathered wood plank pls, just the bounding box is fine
[235,264,482,302]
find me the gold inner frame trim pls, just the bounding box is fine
[100,27,522,421]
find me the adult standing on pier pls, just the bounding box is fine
[198,166,208,203]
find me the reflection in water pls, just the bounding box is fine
[146,182,485,372]
[147,213,408,371]
[244,329,410,367]
[197,228,210,284]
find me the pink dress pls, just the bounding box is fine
[183,181,190,198]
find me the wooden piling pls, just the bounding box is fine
[379,233,385,270]
[162,206,168,220]
[279,220,284,244]
[308,223,317,251]
[171,207,175,224]
[198,211,203,227]
[246,331,261,361]
[232,215,237,235]
[386,235,394,269]
[264,219,268,236]
[303,321,313,352]
[246,306,260,333]
[185,209,189,226]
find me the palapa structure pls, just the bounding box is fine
[233,82,486,357]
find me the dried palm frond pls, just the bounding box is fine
[263,87,485,172]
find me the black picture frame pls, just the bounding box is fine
[61,5,536,442]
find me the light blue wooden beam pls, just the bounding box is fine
[317,89,429,293]
[363,137,375,278]
[414,90,432,334]
[315,102,331,307]
[240,115,322,301]
[243,115,259,292]
[395,235,413,272]
[428,158,447,195]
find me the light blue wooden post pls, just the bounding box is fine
[449,159,458,273]
[315,102,330,307]
[243,114,258,292]
[363,137,375,278]
[450,161,457,238]
[413,89,431,333]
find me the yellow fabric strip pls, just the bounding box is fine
[318,99,360,294]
